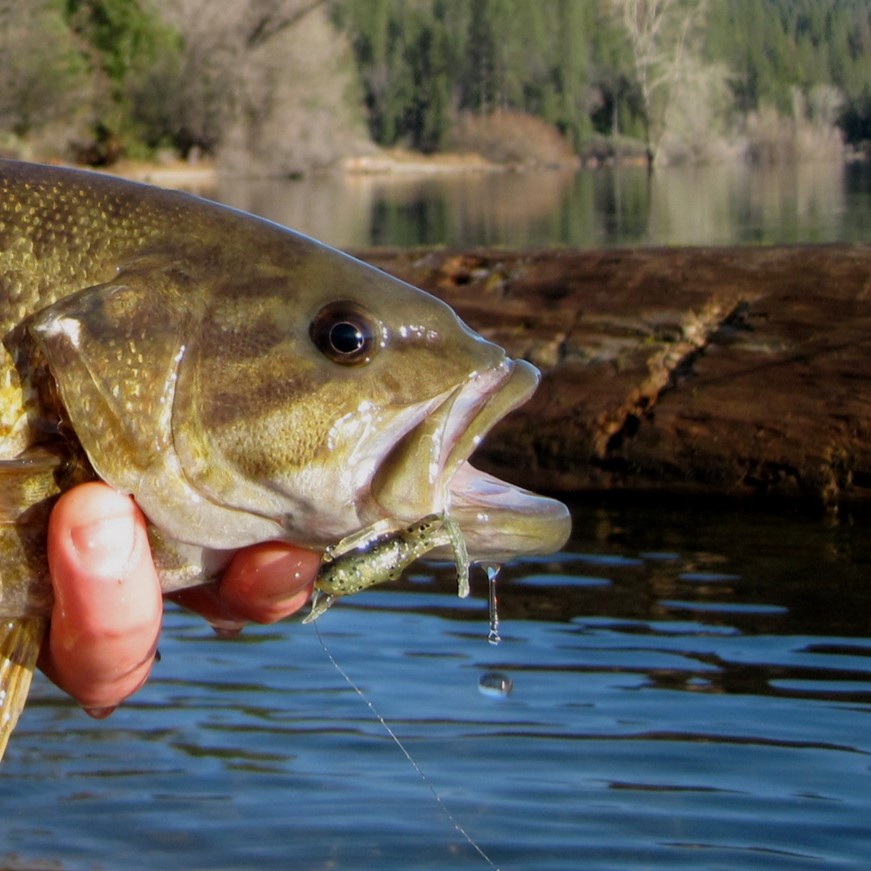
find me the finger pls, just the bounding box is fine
[37,483,162,712]
[169,542,319,628]
[221,542,320,623]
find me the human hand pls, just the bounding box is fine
[37,482,319,716]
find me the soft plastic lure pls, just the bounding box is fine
[304,513,470,622]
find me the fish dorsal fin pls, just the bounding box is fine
[27,274,190,494]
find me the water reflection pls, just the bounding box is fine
[644,161,850,245]
[211,160,869,249]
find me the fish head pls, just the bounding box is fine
[29,225,569,562]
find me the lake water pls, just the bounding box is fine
[216,159,871,249]
[2,161,871,870]
[7,500,871,870]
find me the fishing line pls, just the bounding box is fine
[313,621,501,871]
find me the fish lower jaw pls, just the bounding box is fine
[363,460,569,565]
[444,463,571,562]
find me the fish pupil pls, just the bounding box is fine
[309,300,378,365]
[330,321,365,355]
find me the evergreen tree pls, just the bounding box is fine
[463,0,498,113]
[408,5,453,152]
[8,0,869,162]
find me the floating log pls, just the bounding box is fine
[359,244,871,504]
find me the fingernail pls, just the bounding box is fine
[70,511,136,580]
[210,620,245,639]
[84,706,116,720]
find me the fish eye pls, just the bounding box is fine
[309,301,378,365]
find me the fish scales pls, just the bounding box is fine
[0,170,173,327]
[0,160,570,760]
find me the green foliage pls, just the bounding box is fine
[334,0,601,153]
[1,0,869,165]
[64,0,184,155]
[706,0,871,140]
[335,0,871,156]
[332,0,454,151]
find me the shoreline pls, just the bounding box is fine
[100,157,218,192]
[83,146,866,194]
[339,148,582,175]
[101,147,583,190]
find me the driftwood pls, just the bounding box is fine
[359,244,871,504]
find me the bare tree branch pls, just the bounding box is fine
[245,0,327,49]
[154,0,368,174]
[608,0,708,163]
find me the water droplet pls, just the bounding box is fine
[479,671,513,698]
[484,563,502,645]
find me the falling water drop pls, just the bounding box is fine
[478,671,513,697]
[484,563,502,645]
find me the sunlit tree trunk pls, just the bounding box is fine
[609,0,706,167]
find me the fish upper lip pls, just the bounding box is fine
[370,358,539,521]
[439,359,539,494]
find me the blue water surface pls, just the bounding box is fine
[3,499,871,870]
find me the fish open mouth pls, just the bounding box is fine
[371,359,571,562]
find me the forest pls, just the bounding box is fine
[0,0,868,174]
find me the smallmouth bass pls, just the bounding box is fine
[0,160,570,758]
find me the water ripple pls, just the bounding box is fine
[6,500,871,869]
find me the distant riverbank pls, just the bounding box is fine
[67,143,867,198]
[101,145,585,191]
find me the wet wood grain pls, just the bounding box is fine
[360,244,871,503]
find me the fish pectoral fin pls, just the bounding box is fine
[0,617,46,761]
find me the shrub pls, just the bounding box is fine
[448,110,578,168]
[745,86,844,164]
[0,1,93,154]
